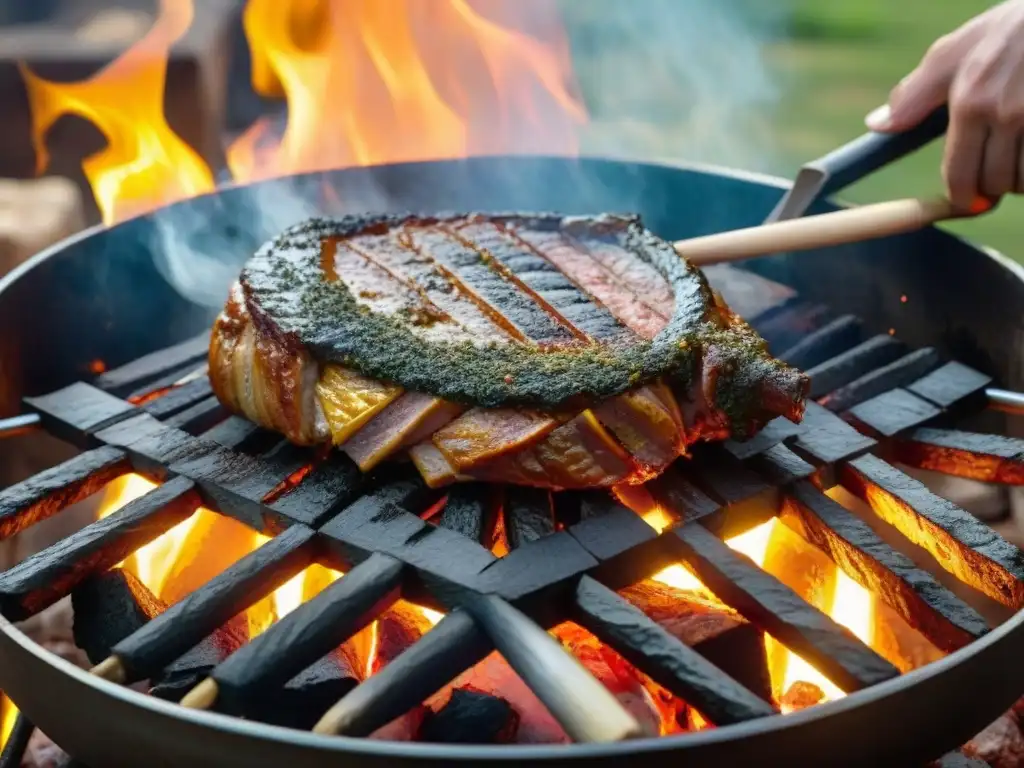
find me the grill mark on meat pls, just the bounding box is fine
[348,232,517,344]
[514,229,670,340]
[448,220,635,345]
[564,233,676,318]
[330,238,467,345]
[403,224,576,345]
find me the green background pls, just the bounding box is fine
[563,0,1022,260]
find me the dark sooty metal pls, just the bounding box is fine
[1,157,1024,768]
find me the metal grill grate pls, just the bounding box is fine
[0,266,1022,760]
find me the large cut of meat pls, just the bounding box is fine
[209,212,809,490]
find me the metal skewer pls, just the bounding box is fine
[0,413,41,439]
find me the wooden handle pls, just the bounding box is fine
[675,197,978,267]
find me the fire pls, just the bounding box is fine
[19,0,584,226]
[644,509,875,710]
[228,0,584,181]
[95,474,442,651]
[0,694,17,751]
[18,0,214,225]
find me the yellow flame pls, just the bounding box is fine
[363,619,380,679]
[18,0,214,224]
[97,474,205,600]
[228,0,584,182]
[0,695,17,751]
[647,512,875,707]
[418,606,444,626]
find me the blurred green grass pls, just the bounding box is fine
[565,0,1022,260]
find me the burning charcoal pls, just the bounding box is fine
[368,706,429,742]
[964,711,1024,768]
[503,487,555,548]
[436,650,567,744]
[71,568,166,665]
[779,680,825,713]
[553,621,674,737]
[618,579,771,702]
[358,602,437,741]
[421,688,519,744]
[149,615,247,702]
[371,602,436,676]
[245,650,360,730]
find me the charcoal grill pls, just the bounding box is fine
[0,156,1023,767]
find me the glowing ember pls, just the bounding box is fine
[19,0,214,224]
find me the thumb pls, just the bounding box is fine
[865,22,986,132]
[866,68,952,133]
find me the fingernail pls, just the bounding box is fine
[865,104,892,130]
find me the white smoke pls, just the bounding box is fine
[147,0,784,308]
[564,0,783,171]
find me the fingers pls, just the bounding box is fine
[980,128,1021,198]
[942,117,989,209]
[866,18,991,132]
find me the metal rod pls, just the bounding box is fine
[0,413,40,439]
[987,387,1024,416]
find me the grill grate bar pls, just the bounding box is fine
[94,332,211,398]
[1,297,1024,751]
[806,334,906,398]
[464,592,645,742]
[782,481,990,652]
[0,446,129,540]
[822,347,941,413]
[0,477,200,621]
[314,610,491,737]
[665,523,901,692]
[572,575,777,725]
[842,455,1024,610]
[891,428,1024,485]
[100,525,318,685]
[197,551,404,716]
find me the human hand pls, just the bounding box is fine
[865,0,1024,208]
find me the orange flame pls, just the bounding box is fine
[227,0,585,182]
[19,0,214,225]
[0,695,17,751]
[644,510,874,708]
[20,0,583,225]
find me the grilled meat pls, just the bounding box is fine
[209,212,808,490]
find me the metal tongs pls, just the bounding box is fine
[671,106,993,267]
